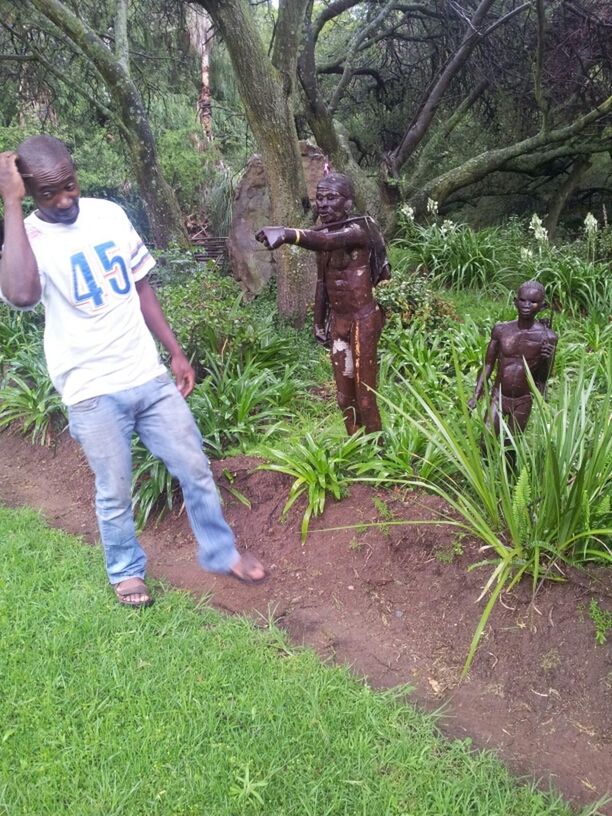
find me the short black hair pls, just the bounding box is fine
[17,135,73,175]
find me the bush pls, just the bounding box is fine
[528,253,610,316]
[376,260,456,329]
[372,354,612,672]
[392,213,522,291]
[0,343,66,446]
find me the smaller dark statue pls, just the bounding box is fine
[468,280,557,434]
[255,173,389,435]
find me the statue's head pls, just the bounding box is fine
[515,280,547,319]
[17,135,80,225]
[315,173,354,224]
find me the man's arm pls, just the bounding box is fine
[468,327,500,409]
[135,277,195,397]
[0,152,41,307]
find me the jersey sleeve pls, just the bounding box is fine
[128,221,156,281]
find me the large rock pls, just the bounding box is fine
[227,142,326,295]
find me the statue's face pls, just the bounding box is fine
[316,183,351,224]
[515,284,545,319]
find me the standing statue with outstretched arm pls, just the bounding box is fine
[256,173,389,435]
[468,280,557,434]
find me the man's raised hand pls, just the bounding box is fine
[0,152,26,202]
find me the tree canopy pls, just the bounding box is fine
[1,0,610,319]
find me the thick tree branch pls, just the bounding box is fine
[328,0,396,115]
[387,0,527,178]
[271,0,309,98]
[533,0,550,132]
[313,0,361,41]
[0,53,37,60]
[387,0,498,175]
[545,155,592,238]
[482,2,529,37]
[24,45,129,138]
[410,95,612,210]
[115,0,130,77]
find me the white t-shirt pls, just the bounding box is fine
[12,198,166,405]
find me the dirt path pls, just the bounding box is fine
[1,430,610,812]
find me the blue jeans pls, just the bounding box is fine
[68,374,238,584]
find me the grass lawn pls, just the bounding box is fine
[0,506,592,816]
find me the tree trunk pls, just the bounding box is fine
[196,0,312,324]
[545,157,592,240]
[115,0,130,77]
[186,4,214,142]
[28,0,187,247]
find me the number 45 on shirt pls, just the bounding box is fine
[71,241,131,308]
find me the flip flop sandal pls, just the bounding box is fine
[114,578,154,608]
[227,552,266,585]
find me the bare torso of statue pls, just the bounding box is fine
[494,321,555,397]
[320,227,376,316]
[469,281,557,434]
[255,173,389,435]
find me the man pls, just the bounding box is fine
[255,173,389,435]
[0,135,264,608]
[468,280,557,434]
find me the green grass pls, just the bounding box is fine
[0,506,598,816]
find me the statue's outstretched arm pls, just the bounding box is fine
[255,223,368,252]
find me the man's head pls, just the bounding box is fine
[315,173,354,224]
[515,280,546,320]
[17,135,80,224]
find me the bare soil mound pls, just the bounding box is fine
[1,430,610,811]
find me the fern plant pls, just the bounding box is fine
[260,431,374,543]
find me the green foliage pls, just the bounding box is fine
[156,265,279,364]
[380,313,487,388]
[0,305,44,368]
[553,312,611,383]
[392,210,612,318]
[376,255,456,328]
[260,431,375,543]
[372,354,612,673]
[589,599,612,645]
[528,253,611,316]
[189,354,300,455]
[131,440,178,534]
[392,214,523,291]
[0,335,66,446]
[200,162,235,236]
[157,127,211,213]
[71,131,129,197]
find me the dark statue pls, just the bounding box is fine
[256,173,389,435]
[468,280,557,434]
